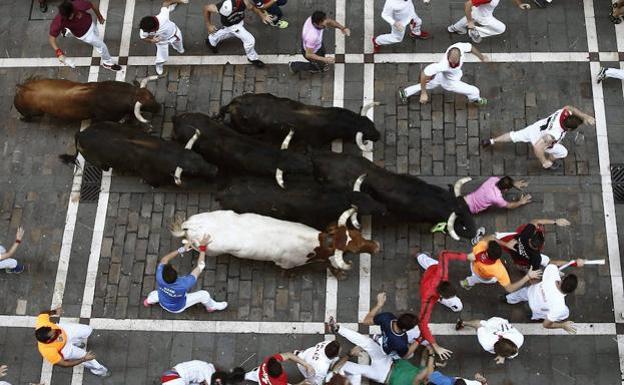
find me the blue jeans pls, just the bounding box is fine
[265,0,287,20]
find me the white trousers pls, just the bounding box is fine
[74,23,113,65]
[0,258,17,269]
[404,73,480,102]
[208,21,259,61]
[605,67,624,80]
[58,323,107,375]
[376,16,422,45]
[155,26,184,65]
[465,262,498,287]
[452,10,506,38]
[509,120,568,160]
[337,327,393,385]
[146,290,218,313]
[416,254,464,311]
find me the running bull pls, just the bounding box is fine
[60,122,217,187]
[14,76,160,123]
[170,209,380,273]
[219,93,381,151]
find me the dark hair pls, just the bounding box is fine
[35,327,53,343]
[493,338,518,358]
[560,274,578,294]
[266,358,283,378]
[396,313,418,330]
[58,1,74,18]
[447,47,461,58]
[454,380,467,385]
[140,16,159,32]
[437,281,456,299]
[212,367,245,385]
[563,115,583,130]
[311,11,327,25]
[162,264,178,284]
[496,176,514,191]
[487,241,502,260]
[528,230,544,250]
[326,374,350,385]
[324,341,340,359]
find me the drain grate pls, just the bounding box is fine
[612,164,624,203]
[80,163,103,203]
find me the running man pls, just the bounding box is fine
[398,42,488,106]
[160,360,245,385]
[294,341,341,385]
[456,317,524,364]
[448,0,530,43]
[481,105,595,169]
[460,176,531,214]
[139,0,188,75]
[245,352,316,385]
[0,227,25,274]
[254,0,289,28]
[372,0,430,53]
[48,0,121,71]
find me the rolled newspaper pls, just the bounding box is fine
[559,259,605,271]
[58,55,76,68]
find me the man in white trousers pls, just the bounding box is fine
[597,66,624,83]
[455,317,524,364]
[34,307,110,377]
[448,0,530,43]
[398,42,488,106]
[139,0,189,75]
[372,0,430,54]
[48,0,121,71]
[144,235,228,313]
[204,0,271,68]
[0,227,25,274]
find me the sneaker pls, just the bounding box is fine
[102,63,122,72]
[410,30,431,40]
[39,0,48,13]
[611,15,623,24]
[143,298,152,307]
[155,63,164,76]
[455,318,465,330]
[205,38,219,54]
[597,67,607,84]
[206,301,228,312]
[447,25,467,34]
[480,138,493,147]
[548,160,562,170]
[460,279,472,291]
[372,37,380,54]
[532,0,547,7]
[273,19,289,29]
[475,97,488,107]
[468,28,482,43]
[471,226,486,245]
[6,264,24,274]
[326,316,340,334]
[97,369,112,378]
[288,62,297,74]
[248,59,265,68]
[398,89,408,104]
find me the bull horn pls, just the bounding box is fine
[350,211,361,229]
[134,101,149,123]
[338,207,357,227]
[356,132,371,151]
[275,169,285,189]
[453,177,472,197]
[281,129,295,150]
[329,249,352,271]
[353,174,367,192]
[174,167,183,186]
[446,212,460,241]
[275,129,294,189]
[359,101,380,117]
[185,129,201,150]
[139,75,159,88]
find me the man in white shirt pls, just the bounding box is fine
[294,341,340,385]
[161,360,245,385]
[372,0,430,53]
[455,317,524,364]
[398,42,488,106]
[448,0,530,43]
[503,263,583,333]
[139,0,189,75]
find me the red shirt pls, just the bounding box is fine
[418,251,467,345]
[49,0,93,38]
[258,354,287,385]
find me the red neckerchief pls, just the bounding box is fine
[476,251,497,265]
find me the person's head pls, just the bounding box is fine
[266,358,283,378]
[560,274,578,294]
[563,114,584,131]
[35,326,59,344]
[58,1,74,18]
[311,11,327,28]
[527,229,545,251]
[496,176,515,192]
[454,380,467,385]
[211,367,245,385]
[493,338,519,358]
[140,16,159,32]
[324,340,341,359]
[396,313,418,331]
[326,373,350,385]
[162,264,178,284]
[447,48,461,68]
[485,241,502,261]
[437,281,456,299]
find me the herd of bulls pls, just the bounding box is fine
[14,76,478,275]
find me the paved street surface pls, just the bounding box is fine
[0,0,623,384]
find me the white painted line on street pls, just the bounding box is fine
[583,0,599,52]
[335,0,346,55]
[364,0,374,53]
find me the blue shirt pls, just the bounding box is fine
[156,263,197,312]
[374,312,408,358]
[428,371,455,385]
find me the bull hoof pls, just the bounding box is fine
[18,115,33,122]
[328,267,348,280]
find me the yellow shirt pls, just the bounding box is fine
[472,241,511,287]
[35,314,67,364]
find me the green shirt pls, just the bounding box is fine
[388,360,423,385]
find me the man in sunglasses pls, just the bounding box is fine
[398,42,488,106]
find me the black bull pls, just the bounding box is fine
[59,122,217,187]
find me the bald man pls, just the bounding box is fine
[399,42,488,106]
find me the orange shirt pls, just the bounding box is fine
[35,314,67,364]
[472,241,511,287]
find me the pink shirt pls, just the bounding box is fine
[301,17,324,53]
[464,177,508,214]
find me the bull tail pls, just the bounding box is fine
[169,217,187,238]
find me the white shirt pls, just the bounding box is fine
[527,264,569,322]
[174,360,216,385]
[381,0,418,27]
[296,341,339,385]
[423,42,473,81]
[477,317,524,358]
[139,7,178,43]
[472,0,500,18]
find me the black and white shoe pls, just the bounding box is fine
[532,0,547,7]
[468,28,482,43]
[597,67,607,84]
[205,38,219,54]
[102,63,122,72]
[325,316,340,334]
[248,59,265,68]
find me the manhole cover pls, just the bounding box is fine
[80,163,102,203]
[612,164,624,203]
